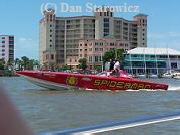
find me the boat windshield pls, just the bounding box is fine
[97,72,129,78]
[109,72,128,77]
[97,73,108,76]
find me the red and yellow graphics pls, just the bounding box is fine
[66,76,78,86]
[16,71,168,91]
[93,79,152,90]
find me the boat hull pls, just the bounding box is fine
[21,75,77,90]
[17,71,168,91]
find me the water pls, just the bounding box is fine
[1,77,180,135]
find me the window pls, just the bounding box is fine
[104,18,109,22]
[2,53,5,56]
[104,12,106,16]
[50,29,52,32]
[110,43,114,46]
[50,25,52,27]
[9,41,14,44]
[2,49,5,52]
[104,29,109,33]
[120,43,123,46]
[80,49,82,52]
[50,35,52,37]
[85,44,87,46]
[2,37,5,39]
[107,11,109,16]
[2,41,5,43]
[85,49,87,51]
[104,23,109,28]
[111,12,113,17]
[51,54,54,60]
[50,40,52,42]
[89,56,92,62]
[95,56,98,62]
[100,12,102,16]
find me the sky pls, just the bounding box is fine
[1,0,180,59]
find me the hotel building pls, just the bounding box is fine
[39,8,147,69]
[0,35,14,63]
[124,47,180,75]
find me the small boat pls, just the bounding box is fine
[172,73,180,79]
[162,73,172,78]
[136,74,146,78]
[16,71,168,91]
[149,74,158,78]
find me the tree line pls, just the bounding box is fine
[0,56,39,71]
[0,48,124,72]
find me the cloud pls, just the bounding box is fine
[148,32,180,39]
[15,37,38,59]
[148,32,180,50]
[18,37,27,42]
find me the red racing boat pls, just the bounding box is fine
[16,71,168,91]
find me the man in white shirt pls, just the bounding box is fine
[114,60,120,71]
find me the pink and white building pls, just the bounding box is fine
[77,37,130,70]
[0,35,14,63]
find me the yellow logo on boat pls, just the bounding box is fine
[67,76,77,85]
[93,79,152,89]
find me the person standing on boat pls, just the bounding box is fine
[114,60,120,72]
[105,60,110,71]
[109,59,115,71]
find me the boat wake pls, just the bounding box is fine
[168,86,180,91]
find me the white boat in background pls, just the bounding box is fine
[149,74,158,78]
[162,72,173,78]
[172,72,180,79]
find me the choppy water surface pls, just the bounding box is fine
[1,77,180,135]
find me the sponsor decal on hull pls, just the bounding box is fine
[93,79,152,89]
[66,76,78,86]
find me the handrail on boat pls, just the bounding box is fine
[39,112,180,135]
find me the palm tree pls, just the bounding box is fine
[6,60,13,71]
[0,59,5,70]
[21,56,29,70]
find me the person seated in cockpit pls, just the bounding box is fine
[109,70,120,77]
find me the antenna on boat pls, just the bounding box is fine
[143,47,147,76]
[154,44,159,76]
[129,51,133,75]
[166,45,171,74]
